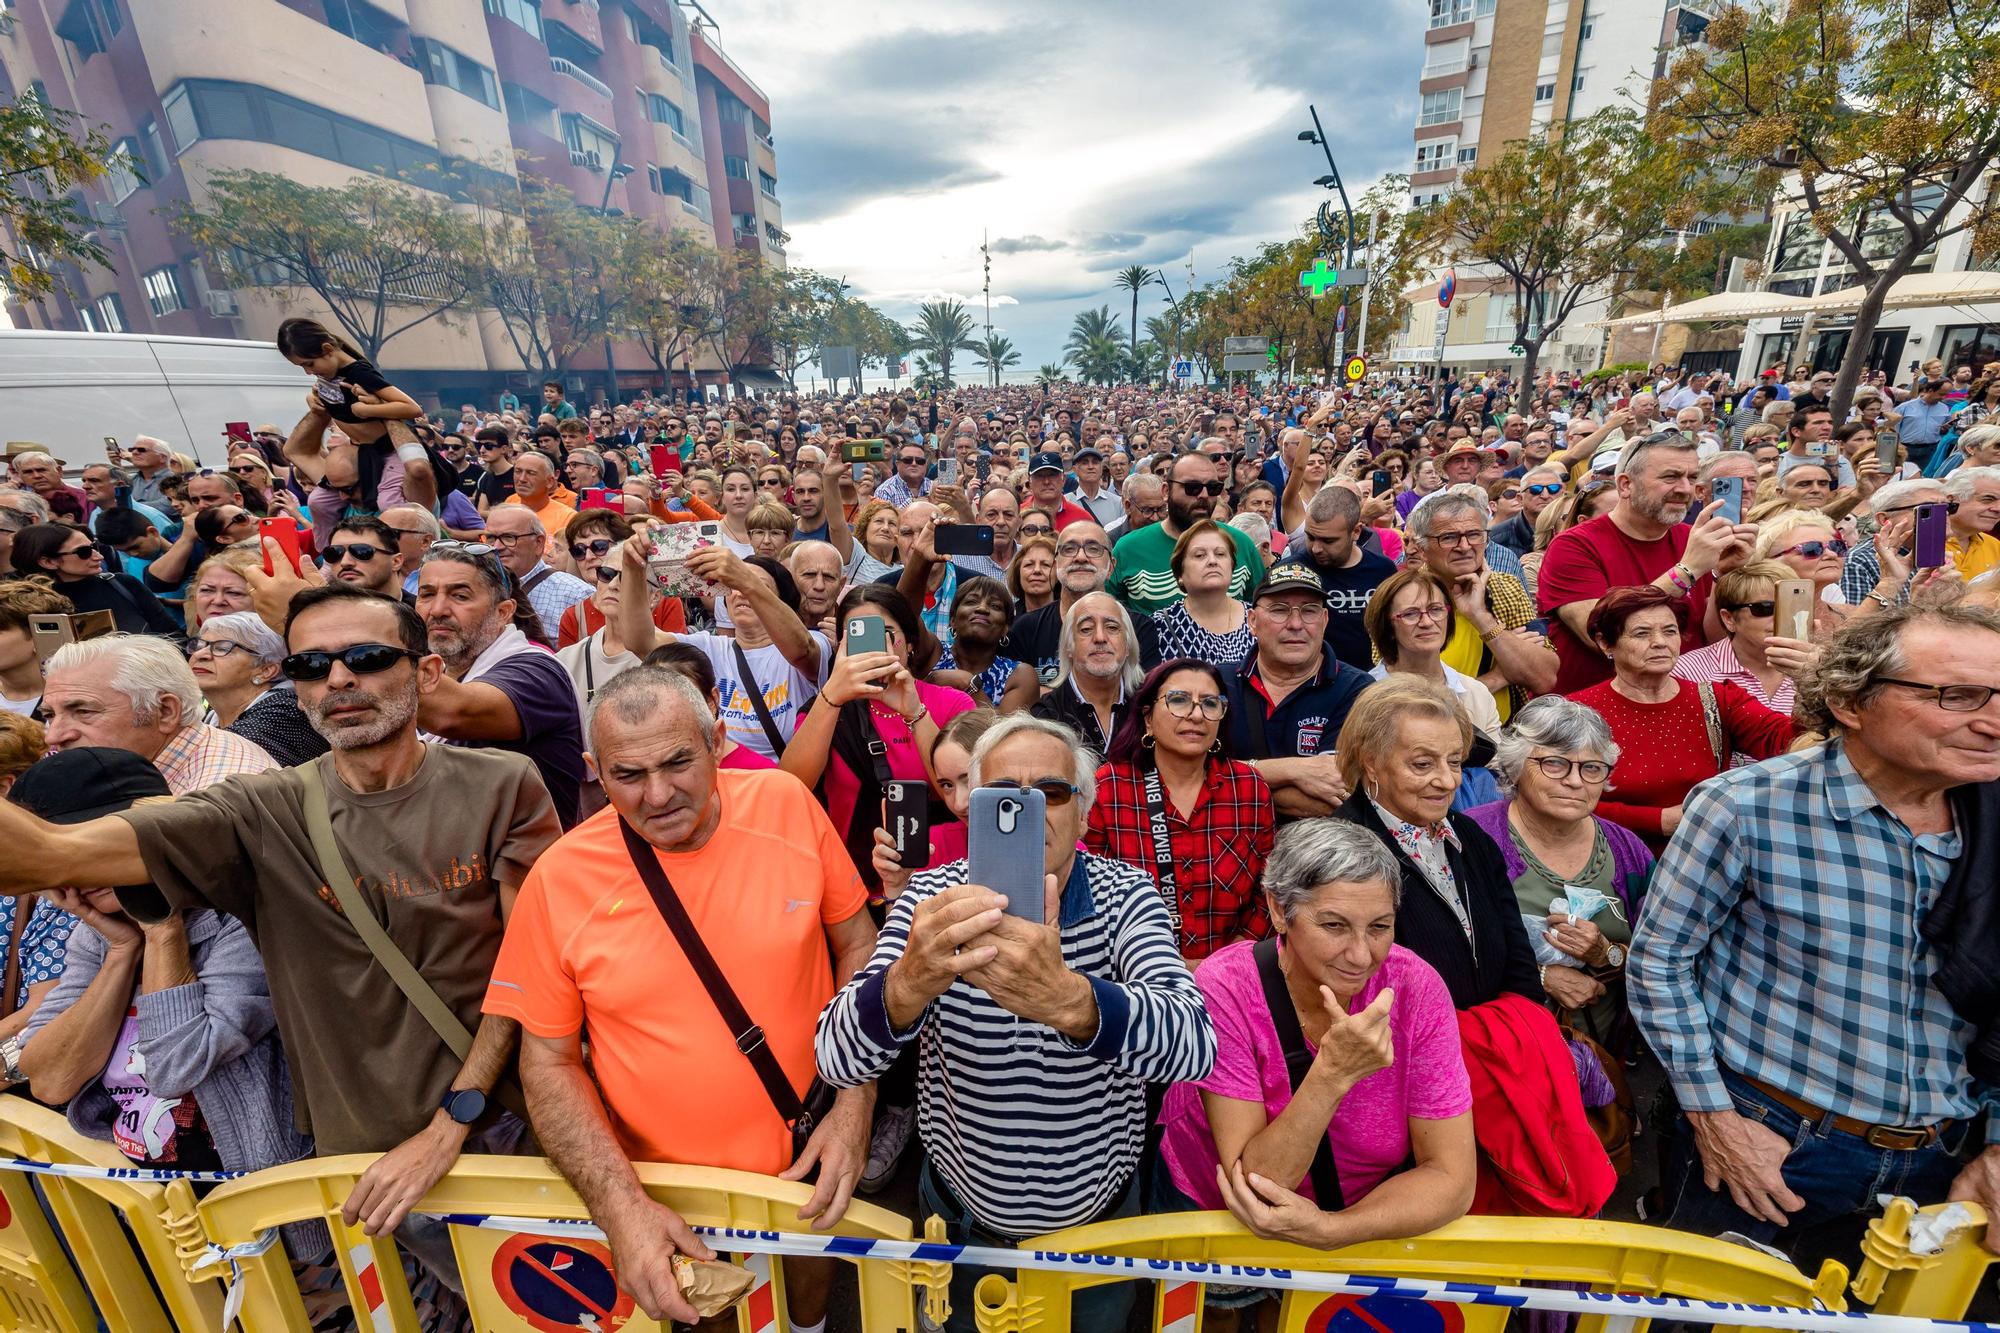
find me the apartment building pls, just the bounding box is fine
[0,0,785,403]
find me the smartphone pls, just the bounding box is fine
[968,785,1046,920]
[258,517,304,575]
[223,421,251,446]
[29,610,115,662]
[114,484,132,509]
[883,781,931,870]
[845,613,887,658]
[975,456,991,482]
[1371,469,1393,494]
[649,443,679,475]
[936,458,961,486]
[578,487,614,511]
[1774,579,1815,641]
[842,439,886,463]
[103,435,120,455]
[1913,501,1949,570]
[1709,475,1745,526]
[934,524,996,558]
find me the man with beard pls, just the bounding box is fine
[0,583,561,1299]
[416,546,585,826]
[1109,451,1263,613]
[1001,521,1162,686]
[1538,431,1756,693]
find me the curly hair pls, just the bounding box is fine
[1794,598,2000,736]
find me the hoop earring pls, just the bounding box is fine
[1141,733,1156,750]
[1209,738,1222,754]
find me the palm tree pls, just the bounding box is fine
[1064,305,1126,371]
[911,352,943,392]
[1036,363,1066,387]
[1067,333,1125,386]
[1113,265,1156,367]
[971,333,1022,386]
[906,300,978,388]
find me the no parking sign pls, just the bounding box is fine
[1303,1291,1468,1333]
[491,1234,637,1332]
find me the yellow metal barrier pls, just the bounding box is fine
[970,1211,1852,1333]
[195,1153,949,1332]
[0,1093,221,1333]
[1856,1199,1995,1321]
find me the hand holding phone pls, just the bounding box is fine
[969,786,1046,921]
[1709,475,1745,526]
[258,517,304,576]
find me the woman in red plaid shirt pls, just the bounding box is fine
[1086,658,1277,960]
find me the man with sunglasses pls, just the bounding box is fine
[322,516,410,602]
[1633,600,2000,1258]
[1109,451,1262,614]
[1490,464,1564,556]
[471,427,515,517]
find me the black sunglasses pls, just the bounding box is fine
[593,564,621,583]
[570,538,615,560]
[280,643,421,682]
[982,777,1080,808]
[1176,480,1227,497]
[1722,600,1777,617]
[322,542,388,562]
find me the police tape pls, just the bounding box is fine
[0,1154,247,1183]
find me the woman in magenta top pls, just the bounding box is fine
[782,585,976,900]
[1161,818,1477,1249]
[1567,585,1794,852]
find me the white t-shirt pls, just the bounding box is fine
[555,629,639,716]
[677,630,832,759]
[0,693,40,717]
[711,530,756,631]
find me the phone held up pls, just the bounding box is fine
[883,781,930,870]
[969,785,1045,921]
[1773,579,1815,642]
[1912,502,1950,571]
[1709,475,1745,526]
[845,613,888,658]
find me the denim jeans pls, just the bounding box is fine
[1663,1069,1978,1250]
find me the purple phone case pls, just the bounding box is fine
[1913,503,1949,569]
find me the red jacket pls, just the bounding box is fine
[1456,994,1616,1217]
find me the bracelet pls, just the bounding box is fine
[1864,591,1894,609]
[902,706,930,728]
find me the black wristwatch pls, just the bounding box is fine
[439,1088,487,1125]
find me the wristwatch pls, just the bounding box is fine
[1603,943,1626,969]
[0,1036,22,1086]
[439,1088,487,1125]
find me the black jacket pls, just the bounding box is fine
[1918,780,2000,1083]
[54,573,181,638]
[1337,792,1546,1012]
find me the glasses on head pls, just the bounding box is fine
[1531,754,1613,784]
[1877,679,1998,712]
[1391,602,1448,626]
[323,542,388,563]
[570,538,615,560]
[184,637,249,660]
[1056,540,1110,559]
[1176,480,1227,497]
[1525,483,1564,496]
[1723,599,1777,617]
[1160,689,1227,721]
[279,642,421,682]
[1778,539,1847,558]
[982,777,1080,808]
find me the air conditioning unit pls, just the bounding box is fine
[583,150,603,171]
[204,290,241,318]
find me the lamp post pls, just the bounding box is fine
[1299,106,1357,369]
[599,159,635,407]
[1153,268,1181,379]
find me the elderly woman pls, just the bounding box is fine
[1363,567,1502,736]
[1158,818,1474,1249]
[1154,519,1254,663]
[1569,585,1795,851]
[745,499,795,560]
[847,499,901,585]
[189,612,328,767]
[1333,676,1544,1010]
[1086,659,1274,961]
[1005,534,1058,614]
[1752,510,1851,627]
[1466,697,1653,1051]
[187,550,258,631]
[1672,561,1819,764]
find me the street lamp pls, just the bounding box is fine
[600,159,635,406]
[1299,106,1355,271]
[1153,268,1181,368]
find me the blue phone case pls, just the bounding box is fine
[968,786,1046,920]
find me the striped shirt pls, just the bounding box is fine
[1629,740,1999,1136]
[816,852,1215,1237]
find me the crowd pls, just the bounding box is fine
[0,341,1998,1332]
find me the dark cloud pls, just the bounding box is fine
[990,234,1069,254]
[808,26,1062,92]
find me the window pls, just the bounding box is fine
[412,37,500,110]
[1572,69,1588,93]
[1428,0,1472,25]
[162,85,197,155]
[1769,214,1820,274]
[102,138,141,203]
[1419,88,1461,126]
[1457,145,1478,164]
[322,0,402,51]
[1475,0,1496,12]
[724,154,749,180]
[137,117,168,180]
[1534,82,1556,102]
[643,92,684,134]
[1579,17,1594,37]
[715,92,746,123]
[732,211,754,235]
[757,169,777,199]
[143,265,185,317]
[1414,141,1453,172]
[82,291,128,333]
[55,0,119,59]
[483,0,542,40]
[751,113,771,143]
[1484,291,1544,342]
[502,81,558,136]
[764,220,784,247]
[561,113,620,168]
[644,165,663,194]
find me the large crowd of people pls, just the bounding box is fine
[1,344,1999,1331]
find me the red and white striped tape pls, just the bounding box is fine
[738,1250,778,1333]
[1158,1277,1202,1333]
[350,1241,395,1333]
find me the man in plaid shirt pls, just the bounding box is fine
[1631,601,2000,1253]
[41,634,277,790]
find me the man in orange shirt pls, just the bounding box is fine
[503,451,577,530]
[484,667,875,1328]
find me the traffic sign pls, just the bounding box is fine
[1345,355,1367,383]
[1438,269,1457,308]
[1266,346,1279,364]
[1171,359,1194,380]
[1304,1292,1466,1333]
[1299,259,1370,298]
[1334,305,1348,334]
[1509,343,1526,356]
[491,1235,636,1333]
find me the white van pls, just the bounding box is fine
[0,329,307,470]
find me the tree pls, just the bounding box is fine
[1627,221,1772,303]
[1036,363,1066,387]
[1652,0,2000,418]
[1064,305,1128,381]
[698,247,783,394]
[971,332,1022,386]
[622,226,720,395]
[1321,173,1426,359]
[1417,108,1698,408]
[767,267,846,386]
[1113,264,1156,366]
[173,168,483,360]
[0,91,115,305]
[907,300,978,388]
[472,180,644,383]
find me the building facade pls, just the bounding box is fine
[0,0,784,405]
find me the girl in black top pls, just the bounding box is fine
[276,318,443,513]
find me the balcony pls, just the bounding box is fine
[550,57,612,100]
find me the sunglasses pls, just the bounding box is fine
[323,542,389,562]
[279,642,421,682]
[570,538,616,560]
[1176,480,1227,497]
[230,464,265,476]
[1722,599,1777,617]
[982,777,1080,808]
[1778,539,1847,558]
[1525,483,1564,496]
[593,564,621,584]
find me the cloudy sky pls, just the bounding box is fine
[714,0,1426,382]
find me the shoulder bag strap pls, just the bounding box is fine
[1252,936,1346,1212]
[617,816,806,1125]
[1140,756,1184,936]
[519,566,555,597]
[0,899,33,1020]
[1697,681,1725,765]
[732,639,788,758]
[299,760,473,1061]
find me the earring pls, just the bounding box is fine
[1209,737,1222,754]
[1141,732,1155,749]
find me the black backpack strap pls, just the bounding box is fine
[732,639,788,758]
[1253,936,1345,1211]
[617,816,805,1124]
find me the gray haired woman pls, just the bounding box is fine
[1465,696,1654,1052]
[1156,817,1477,1254]
[190,611,329,767]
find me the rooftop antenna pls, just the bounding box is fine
[981,231,995,384]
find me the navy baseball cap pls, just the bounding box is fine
[1030,451,1067,474]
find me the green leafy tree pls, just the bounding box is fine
[173,168,483,360]
[1652,0,2000,417]
[470,180,643,382]
[0,91,115,305]
[622,226,721,396]
[1113,264,1156,365]
[971,332,1022,386]
[907,299,978,387]
[768,268,846,386]
[1035,363,1066,387]
[1627,221,1772,303]
[1066,332,1126,386]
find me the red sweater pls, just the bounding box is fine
[1567,677,1793,850]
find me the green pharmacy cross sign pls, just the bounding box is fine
[1299,258,1368,298]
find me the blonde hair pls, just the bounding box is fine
[187,549,261,630]
[852,500,899,557]
[0,712,46,787]
[746,499,794,533]
[1333,674,1472,796]
[1752,509,1838,562]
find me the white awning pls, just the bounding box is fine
[1806,270,2000,313]
[1591,290,1812,329]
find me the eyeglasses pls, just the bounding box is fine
[1428,530,1485,548]
[1525,483,1564,496]
[1879,499,1958,516]
[1391,603,1448,626]
[1056,540,1110,559]
[323,542,389,563]
[1160,690,1227,720]
[279,643,422,682]
[1722,599,1777,617]
[1176,480,1227,497]
[1777,539,1847,558]
[1876,679,1998,712]
[982,777,1080,808]
[1256,601,1328,625]
[184,637,249,660]
[570,538,616,560]
[484,532,535,548]
[1531,754,1614,783]
[1018,522,1054,536]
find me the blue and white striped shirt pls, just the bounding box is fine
[1630,740,1999,1137]
[816,852,1215,1237]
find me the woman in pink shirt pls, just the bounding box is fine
[1160,818,1477,1250]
